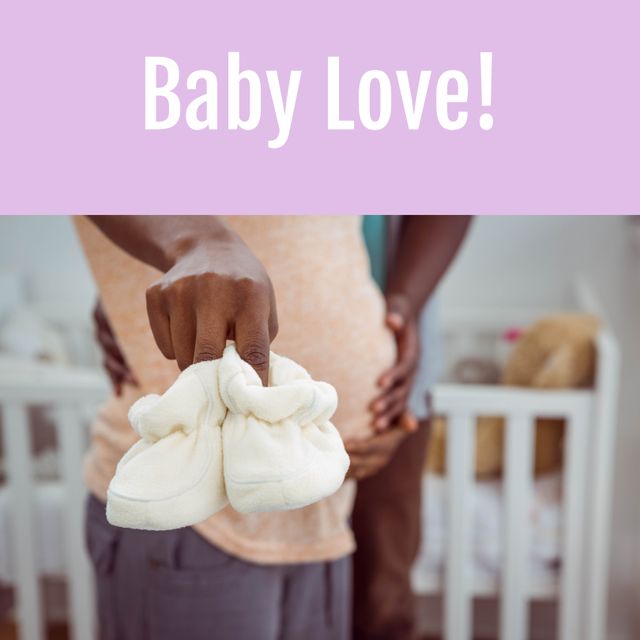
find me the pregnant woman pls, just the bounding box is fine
[75,215,467,640]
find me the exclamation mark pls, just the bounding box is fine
[479,51,494,131]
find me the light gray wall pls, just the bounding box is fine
[0,216,96,319]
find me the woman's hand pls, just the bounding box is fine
[369,294,419,432]
[368,215,471,431]
[345,412,417,480]
[89,216,278,385]
[93,300,137,396]
[145,232,278,385]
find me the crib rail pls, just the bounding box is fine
[433,384,594,640]
[0,362,108,640]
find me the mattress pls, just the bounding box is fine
[412,471,563,596]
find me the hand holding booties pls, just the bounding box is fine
[106,345,349,530]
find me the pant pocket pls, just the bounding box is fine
[144,554,279,640]
[85,496,120,640]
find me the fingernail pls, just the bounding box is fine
[373,399,386,412]
[375,417,388,429]
[405,416,418,432]
[388,312,404,327]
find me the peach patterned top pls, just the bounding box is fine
[74,216,395,564]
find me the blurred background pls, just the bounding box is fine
[0,215,639,640]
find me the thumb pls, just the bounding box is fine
[385,294,412,332]
[399,411,418,433]
[386,311,405,332]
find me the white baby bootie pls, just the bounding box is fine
[218,344,350,514]
[106,360,227,530]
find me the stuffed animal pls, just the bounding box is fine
[427,313,599,477]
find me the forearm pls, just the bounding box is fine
[385,215,471,317]
[87,215,277,381]
[87,215,236,272]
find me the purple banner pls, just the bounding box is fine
[0,1,638,214]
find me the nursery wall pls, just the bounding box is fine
[439,215,640,640]
[438,215,628,310]
[0,216,96,320]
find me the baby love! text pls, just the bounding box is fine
[145,52,494,149]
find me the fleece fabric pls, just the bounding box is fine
[106,345,349,530]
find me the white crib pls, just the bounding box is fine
[412,285,620,640]
[0,286,620,640]
[0,359,108,640]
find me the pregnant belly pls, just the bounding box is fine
[271,282,396,441]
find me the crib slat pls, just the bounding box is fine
[499,413,535,640]
[558,402,590,640]
[2,402,44,640]
[445,411,475,640]
[55,405,95,640]
[586,332,619,640]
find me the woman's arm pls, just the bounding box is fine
[370,215,472,430]
[88,215,278,385]
[386,215,472,320]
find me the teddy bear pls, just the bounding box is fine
[426,313,599,477]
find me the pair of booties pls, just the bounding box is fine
[106,345,350,531]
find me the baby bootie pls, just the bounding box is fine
[219,344,349,513]
[106,361,227,530]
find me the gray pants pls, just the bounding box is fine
[85,496,351,640]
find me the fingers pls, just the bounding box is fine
[234,313,271,386]
[385,294,413,327]
[93,299,137,394]
[346,428,402,455]
[103,358,137,396]
[268,309,279,342]
[370,383,408,412]
[370,383,412,431]
[148,281,210,370]
[372,407,417,434]
[373,400,407,431]
[104,351,129,385]
[168,303,197,371]
[105,367,123,397]
[146,287,175,360]
[346,456,382,480]
[346,447,387,480]
[93,301,109,335]
[145,255,277,377]
[377,339,418,390]
[378,338,417,387]
[345,427,410,479]
[95,325,124,367]
[398,411,418,433]
[93,301,123,362]
[385,310,405,332]
[193,312,227,364]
